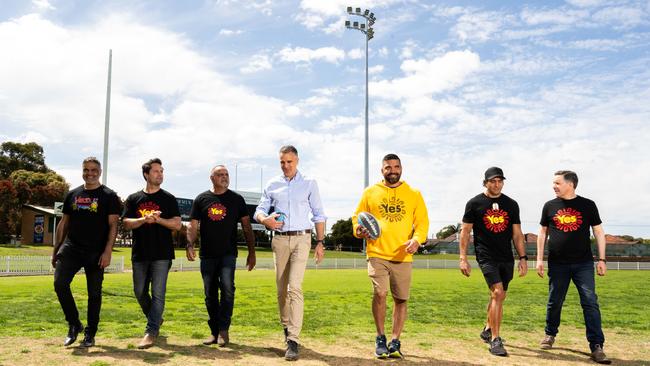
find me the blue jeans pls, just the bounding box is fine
[545,260,605,351]
[132,260,171,336]
[200,256,236,335]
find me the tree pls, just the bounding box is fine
[9,170,68,206]
[0,142,49,179]
[436,224,458,239]
[0,180,19,242]
[0,142,69,242]
[325,218,363,251]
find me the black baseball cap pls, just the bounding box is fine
[484,167,506,180]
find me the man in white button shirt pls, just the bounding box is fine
[255,145,326,361]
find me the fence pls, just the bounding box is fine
[1,256,125,275]
[3,256,650,276]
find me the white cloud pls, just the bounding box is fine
[569,38,629,51]
[320,115,359,129]
[565,0,606,7]
[378,47,389,57]
[399,39,417,59]
[297,0,403,33]
[32,0,55,10]
[368,65,384,74]
[0,13,297,198]
[347,48,364,59]
[521,8,589,25]
[240,53,272,74]
[295,13,326,30]
[215,0,273,16]
[299,0,401,17]
[592,6,649,29]
[219,28,243,36]
[276,46,345,64]
[452,11,511,43]
[370,50,481,100]
[285,95,336,118]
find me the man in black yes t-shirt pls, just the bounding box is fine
[536,171,610,365]
[186,165,256,347]
[123,158,181,349]
[459,167,528,357]
[52,157,120,348]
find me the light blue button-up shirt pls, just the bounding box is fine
[255,170,327,231]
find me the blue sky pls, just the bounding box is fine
[1,0,649,237]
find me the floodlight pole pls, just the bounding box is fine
[345,7,375,189]
[102,49,112,185]
[346,7,376,253]
[364,25,369,189]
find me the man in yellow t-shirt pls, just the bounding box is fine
[352,153,429,359]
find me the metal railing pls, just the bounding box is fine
[2,257,650,276]
[1,256,125,275]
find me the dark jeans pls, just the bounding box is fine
[53,251,104,336]
[132,260,171,336]
[200,255,236,335]
[545,260,605,351]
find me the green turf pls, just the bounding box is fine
[0,269,647,343]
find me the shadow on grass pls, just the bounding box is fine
[237,345,473,366]
[67,336,483,365]
[508,344,649,365]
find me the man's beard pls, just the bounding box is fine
[384,173,400,184]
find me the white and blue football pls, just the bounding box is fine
[357,211,381,240]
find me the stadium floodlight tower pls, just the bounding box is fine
[345,7,375,190]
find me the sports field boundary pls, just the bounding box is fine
[2,256,650,276]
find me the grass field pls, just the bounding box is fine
[0,268,649,365]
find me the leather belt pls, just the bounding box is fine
[276,229,312,236]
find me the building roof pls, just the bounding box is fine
[22,204,62,217]
[604,234,640,245]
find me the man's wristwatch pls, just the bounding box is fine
[519,255,529,261]
[316,240,324,245]
[598,258,607,263]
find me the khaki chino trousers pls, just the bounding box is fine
[272,234,311,343]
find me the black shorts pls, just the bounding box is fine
[478,261,514,291]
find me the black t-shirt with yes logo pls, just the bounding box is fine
[190,190,248,258]
[463,193,521,263]
[540,195,601,264]
[123,189,180,262]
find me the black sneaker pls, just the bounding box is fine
[387,338,403,358]
[80,330,95,348]
[489,337,507,357]
[480,327,491,343]
[375,335,388,359]
[285,340,299,361]
[590,345,611,364]
[63,323,84,346]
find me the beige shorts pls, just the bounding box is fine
[367,257,412,301]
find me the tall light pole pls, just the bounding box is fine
[345,7,375,189]
[102,49,112,185]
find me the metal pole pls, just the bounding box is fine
[102,49,112,185]
[364,21,369,189]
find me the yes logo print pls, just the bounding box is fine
[483,209,509,233]
[207,203,227,221]
[137,202,160,219]
[553,208,582,232]
[379,197,405,222]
